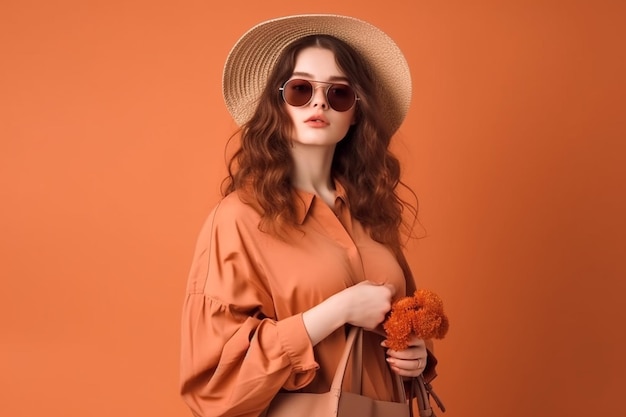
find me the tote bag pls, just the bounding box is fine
[263,326,438,417]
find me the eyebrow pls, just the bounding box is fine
[291,72,350,83]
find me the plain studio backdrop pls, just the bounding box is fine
[1,1,624,416]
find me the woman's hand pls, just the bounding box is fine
[302,281,394,345]
[382,334,427,377]
[342,281,395,330]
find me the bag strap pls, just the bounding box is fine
[331,326,406,403]
[351,325,363,393]
[410,375,446,417]
[330,326,360,394]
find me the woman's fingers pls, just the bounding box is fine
[383,335,428,376]
[386,356,427,376]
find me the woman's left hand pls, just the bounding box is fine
[382,335,427,377]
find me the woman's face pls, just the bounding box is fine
[283,47,357,147]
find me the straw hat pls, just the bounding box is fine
[222,14,412,133]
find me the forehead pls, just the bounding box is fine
[292,47,347,80]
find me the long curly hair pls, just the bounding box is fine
[222,35,418,277]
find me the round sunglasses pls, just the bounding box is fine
[279,79,359,112]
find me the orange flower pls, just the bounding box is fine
[383,289,449,351]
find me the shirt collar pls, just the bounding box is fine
[294,179,348,225]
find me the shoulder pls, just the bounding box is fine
[213,191,261,222]
[199,191,263,239]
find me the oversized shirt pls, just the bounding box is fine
[180,182,416,417]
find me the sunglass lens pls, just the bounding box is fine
[284,79,313,107]
[328,85,355,112]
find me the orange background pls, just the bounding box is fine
[1,1,624,416]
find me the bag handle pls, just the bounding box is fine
[330,326,406,402]
[329,326,358,395]
[409,374,446,417]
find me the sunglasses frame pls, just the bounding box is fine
[279,79,360,112]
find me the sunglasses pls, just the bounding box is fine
[279,79,359,112]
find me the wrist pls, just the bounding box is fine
[329,290,350,325]
[302,291,349,345]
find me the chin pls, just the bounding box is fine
[293,139,341,147]
[293,133,345,147]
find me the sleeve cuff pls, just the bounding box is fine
[276,313,318,372]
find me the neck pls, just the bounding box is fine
[290,143,336,204]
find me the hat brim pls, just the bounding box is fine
[222,14,411,133]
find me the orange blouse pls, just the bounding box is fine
[180,183,415,417]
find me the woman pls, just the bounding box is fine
[180,14,435,417]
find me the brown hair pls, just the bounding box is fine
[222,35,418,277]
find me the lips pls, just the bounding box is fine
[305,114,329,126]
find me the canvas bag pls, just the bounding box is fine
[262,326,440,417]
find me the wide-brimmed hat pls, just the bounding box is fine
[222,14,412,134]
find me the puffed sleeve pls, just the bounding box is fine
[180,200,319,417]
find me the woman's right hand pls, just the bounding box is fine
[340,281,395,330]
[302,280,395,345]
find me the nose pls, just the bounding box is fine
[311,84,329,110]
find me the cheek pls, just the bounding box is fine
[283,106,298,134]
[284,105,297,123]
[344,110,357,129]
[348,108,357,125]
